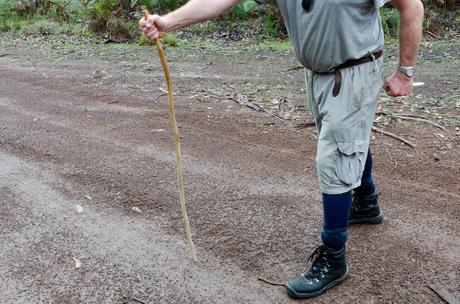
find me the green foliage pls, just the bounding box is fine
[149,0,187,13]
[81,0,186,41]
[0,0,457,42]
[0,11,23,32]
[231,0,258,19]
[8,0,70,21]
[162,32,177,46]
[380,8,399,39]
[139,32,177,47]
[139,34,154,45]
[20,19,60,35]
[263,6,284,38]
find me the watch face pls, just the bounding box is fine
[400,66,415,77]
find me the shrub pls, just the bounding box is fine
[380,8,399,39]
[230,0,258,19]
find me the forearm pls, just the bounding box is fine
[163,0,240,31]
[396,0,424,66]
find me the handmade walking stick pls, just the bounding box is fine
[142,9,198,263]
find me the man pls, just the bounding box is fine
[140,0,423,299]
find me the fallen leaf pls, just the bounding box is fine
[75,204,84,213]
[132,206,142,213]
[73,257,82,269]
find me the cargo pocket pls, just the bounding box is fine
[335,141,368,186]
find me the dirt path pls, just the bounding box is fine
[0,39,459,303]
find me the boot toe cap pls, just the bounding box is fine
[285,275,317,297]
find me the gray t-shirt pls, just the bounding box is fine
[258,0,390,72]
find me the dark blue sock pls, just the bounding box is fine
[354,148,376,196]
[321,191,352,250]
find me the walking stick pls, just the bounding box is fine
[142,9,198,263]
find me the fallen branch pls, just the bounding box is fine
[384,145,398,170]
[258,277,285,286]
[284,66,304,72]
[428,284,460,304]
[228,94,285,121]
[425,30,441,39]
[372,126,417,149]
[377,112,448,132]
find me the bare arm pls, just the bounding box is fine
[392,0,424,66]
[140,0,241,40]
[383,0,424,97]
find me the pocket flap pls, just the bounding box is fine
[337,141,367,156]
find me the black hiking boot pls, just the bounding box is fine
[348,192,383,225]
[284,245,348,299]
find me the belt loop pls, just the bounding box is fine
[370,51,377,72]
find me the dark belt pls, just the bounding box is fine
[320,50,383,97]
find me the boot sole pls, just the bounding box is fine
[284,270,349,299]
[348,213,384,225]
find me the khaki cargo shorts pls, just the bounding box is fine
[305,58,384,194]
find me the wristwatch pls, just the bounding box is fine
[398,65,416,77]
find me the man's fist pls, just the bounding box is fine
[139,14,170,40]
[383,71,414,97]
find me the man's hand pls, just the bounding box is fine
[383,71,413,97]
[139,14,170,40]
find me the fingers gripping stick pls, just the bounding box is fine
[142,10,198,263]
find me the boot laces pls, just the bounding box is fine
[302,246,330,283]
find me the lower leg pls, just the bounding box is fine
[349,149,384,224]
[285,191,351,299]
[354,148,376,196]
[321,191,352,250]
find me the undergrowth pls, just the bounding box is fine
[0,0,458,43]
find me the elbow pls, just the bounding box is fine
[394,0,424,17]
[415,0,424,19]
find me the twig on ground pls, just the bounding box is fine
[0,54,11,58]
[296,122,316,129]
[376,112,425,119]
[376,112,448,132]
[284,66,304,72]
[372,126,417,149]
[428,284,460,304]
[384,145,398,169]
[433,133,445,143]
[228,95,285,121]
[425,30,441,39]
[393,115,448,132]
[121,296,147,304]
[258,277,285,286]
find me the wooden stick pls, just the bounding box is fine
[372,126,417,149]
[392,114,449,132]
[258,277,285,286]
[376,112,449,132]
[142,10,198,263]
